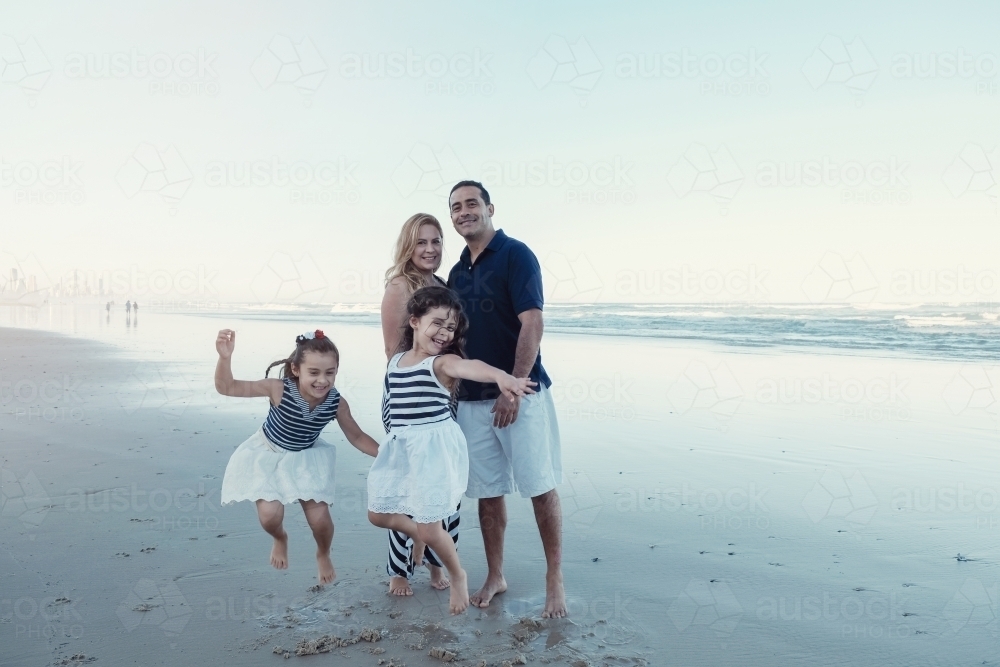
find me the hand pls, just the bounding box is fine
[496,374,537,402]
[216,329,236,359]
[491,393,521,429]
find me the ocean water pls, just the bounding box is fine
[163,301,1000,362]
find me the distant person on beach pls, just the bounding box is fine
[380,213,462,597]
[133,301,138,315]
[105,302,111,315]
[367,286,536,614]
[447,181,566,618]
[215,328,380,584]
[126,300,131,315]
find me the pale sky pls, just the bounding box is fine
[2,1,998,304]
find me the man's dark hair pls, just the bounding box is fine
[449,180,491,206]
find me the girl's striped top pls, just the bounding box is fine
[381,353,456,432]
[262,377,340,451]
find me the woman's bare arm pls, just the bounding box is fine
[380,277,409,360]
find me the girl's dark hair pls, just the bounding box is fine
[266,332,340,379]
[396,285,468,359]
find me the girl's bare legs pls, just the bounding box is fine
[301,500,336,584]
[256,500,288,569]
[369,511,468,614]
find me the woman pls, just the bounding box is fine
[380,213,461,596]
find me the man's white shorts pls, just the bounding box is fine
[458,384,562,499]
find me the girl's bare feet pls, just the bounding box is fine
[270,532,289,570]
[428,564,451,590]
[449,568,469,615]
[389,576,413,596]
[317,553,336,585]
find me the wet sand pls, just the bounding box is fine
[2,312,999,666]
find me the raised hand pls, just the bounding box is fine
[216,329,236,359]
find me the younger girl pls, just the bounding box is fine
[217,329,379,585]
[367,286,536,614]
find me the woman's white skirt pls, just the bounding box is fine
[367,420,468,524]
[221,429,337,505]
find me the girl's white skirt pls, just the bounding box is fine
[221,429,337,505]
[367,420,468,524]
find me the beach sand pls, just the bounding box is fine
[2,310,999,665]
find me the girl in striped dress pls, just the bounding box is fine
[367,286,536,614]
[217,329,379,585]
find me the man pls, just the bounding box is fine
[446,180,566,618]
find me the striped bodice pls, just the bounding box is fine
[262,378,340,451]
[381,353,456,432]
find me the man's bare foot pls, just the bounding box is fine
[270,532,289,570]
[541,570,566,618]
[428,564,451,590]
[389,576,413,596]
[470,574,507,608]
[449,568,469,615]
[316,553,336,585]
[411,540,426,567]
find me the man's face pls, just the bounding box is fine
[449,185,494,240]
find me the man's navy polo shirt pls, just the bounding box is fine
[447,229,552,401]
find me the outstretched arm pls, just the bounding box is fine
[434,355,536,401]
[214,329,283,403]
[335,397,380,457]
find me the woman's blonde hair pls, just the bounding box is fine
[384,213,444,294]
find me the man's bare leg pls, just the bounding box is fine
[532,489,566,618]
[470,496,508,608]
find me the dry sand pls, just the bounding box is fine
[2,313,998,666]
